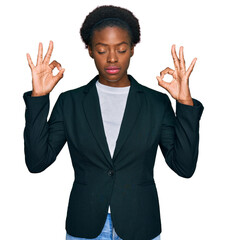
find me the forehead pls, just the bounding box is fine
[91,26,131,46]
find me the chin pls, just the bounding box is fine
[101,73,126,83]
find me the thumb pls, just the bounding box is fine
[156,76,169,91]
[53,68,65,83]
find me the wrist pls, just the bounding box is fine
[31,91,49,97]
[177,98,194,106]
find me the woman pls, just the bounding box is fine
[23,5,204,240]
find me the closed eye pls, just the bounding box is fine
[98,51,106,54]
[118,50,127,53]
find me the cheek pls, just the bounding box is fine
[93,56,105,69]
[122,54,131,66]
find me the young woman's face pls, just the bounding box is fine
[88,26,134,86]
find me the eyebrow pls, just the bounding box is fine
[95,41,129,47]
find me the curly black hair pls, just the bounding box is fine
[80,5,141,48]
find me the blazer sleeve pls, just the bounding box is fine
[159,94,204,178]
[23,91,67,173]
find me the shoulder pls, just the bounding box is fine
[58,84,87,101]
[137,80,170,106]
[59,75,98,100]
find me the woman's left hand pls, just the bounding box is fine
[156,44,196,106]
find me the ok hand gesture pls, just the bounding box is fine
[156,45,196,106]
[26,41,65,96]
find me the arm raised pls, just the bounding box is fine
[26,40,65,96]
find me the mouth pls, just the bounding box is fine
[105,66,120,74]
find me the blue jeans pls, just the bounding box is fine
[66,213,161,240]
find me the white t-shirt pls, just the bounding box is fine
[95,79,130,213]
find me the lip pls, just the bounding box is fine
[105,66,120,74]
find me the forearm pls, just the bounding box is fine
[23,91,54,172]
[23,91,66,173]
[159,97,204,178]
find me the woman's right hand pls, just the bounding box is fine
[26,40,65,96]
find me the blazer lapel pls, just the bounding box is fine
[82,75,144,166]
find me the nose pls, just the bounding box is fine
[107,50,118,63]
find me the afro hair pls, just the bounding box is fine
[80,5,141,48]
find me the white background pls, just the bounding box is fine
[1,0,226,239]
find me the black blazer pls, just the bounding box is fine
[23,75,204,240]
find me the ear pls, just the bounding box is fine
[88,45,93,58]
[130,45,134,57]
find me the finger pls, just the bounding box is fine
[26,53,35,69]
[171,44,180,70]
[156,76,170,90]
[53,68,65,83]
[43,40,53,64]
[186,58,197,78]
[37,42,43,65]
[160,67,174,78]
[49,60,62,70]
[179,46,186,71]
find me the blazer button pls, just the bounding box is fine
[108,169,114,176]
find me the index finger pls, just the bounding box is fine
[43,40,53,64]
[171,44,180,70]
